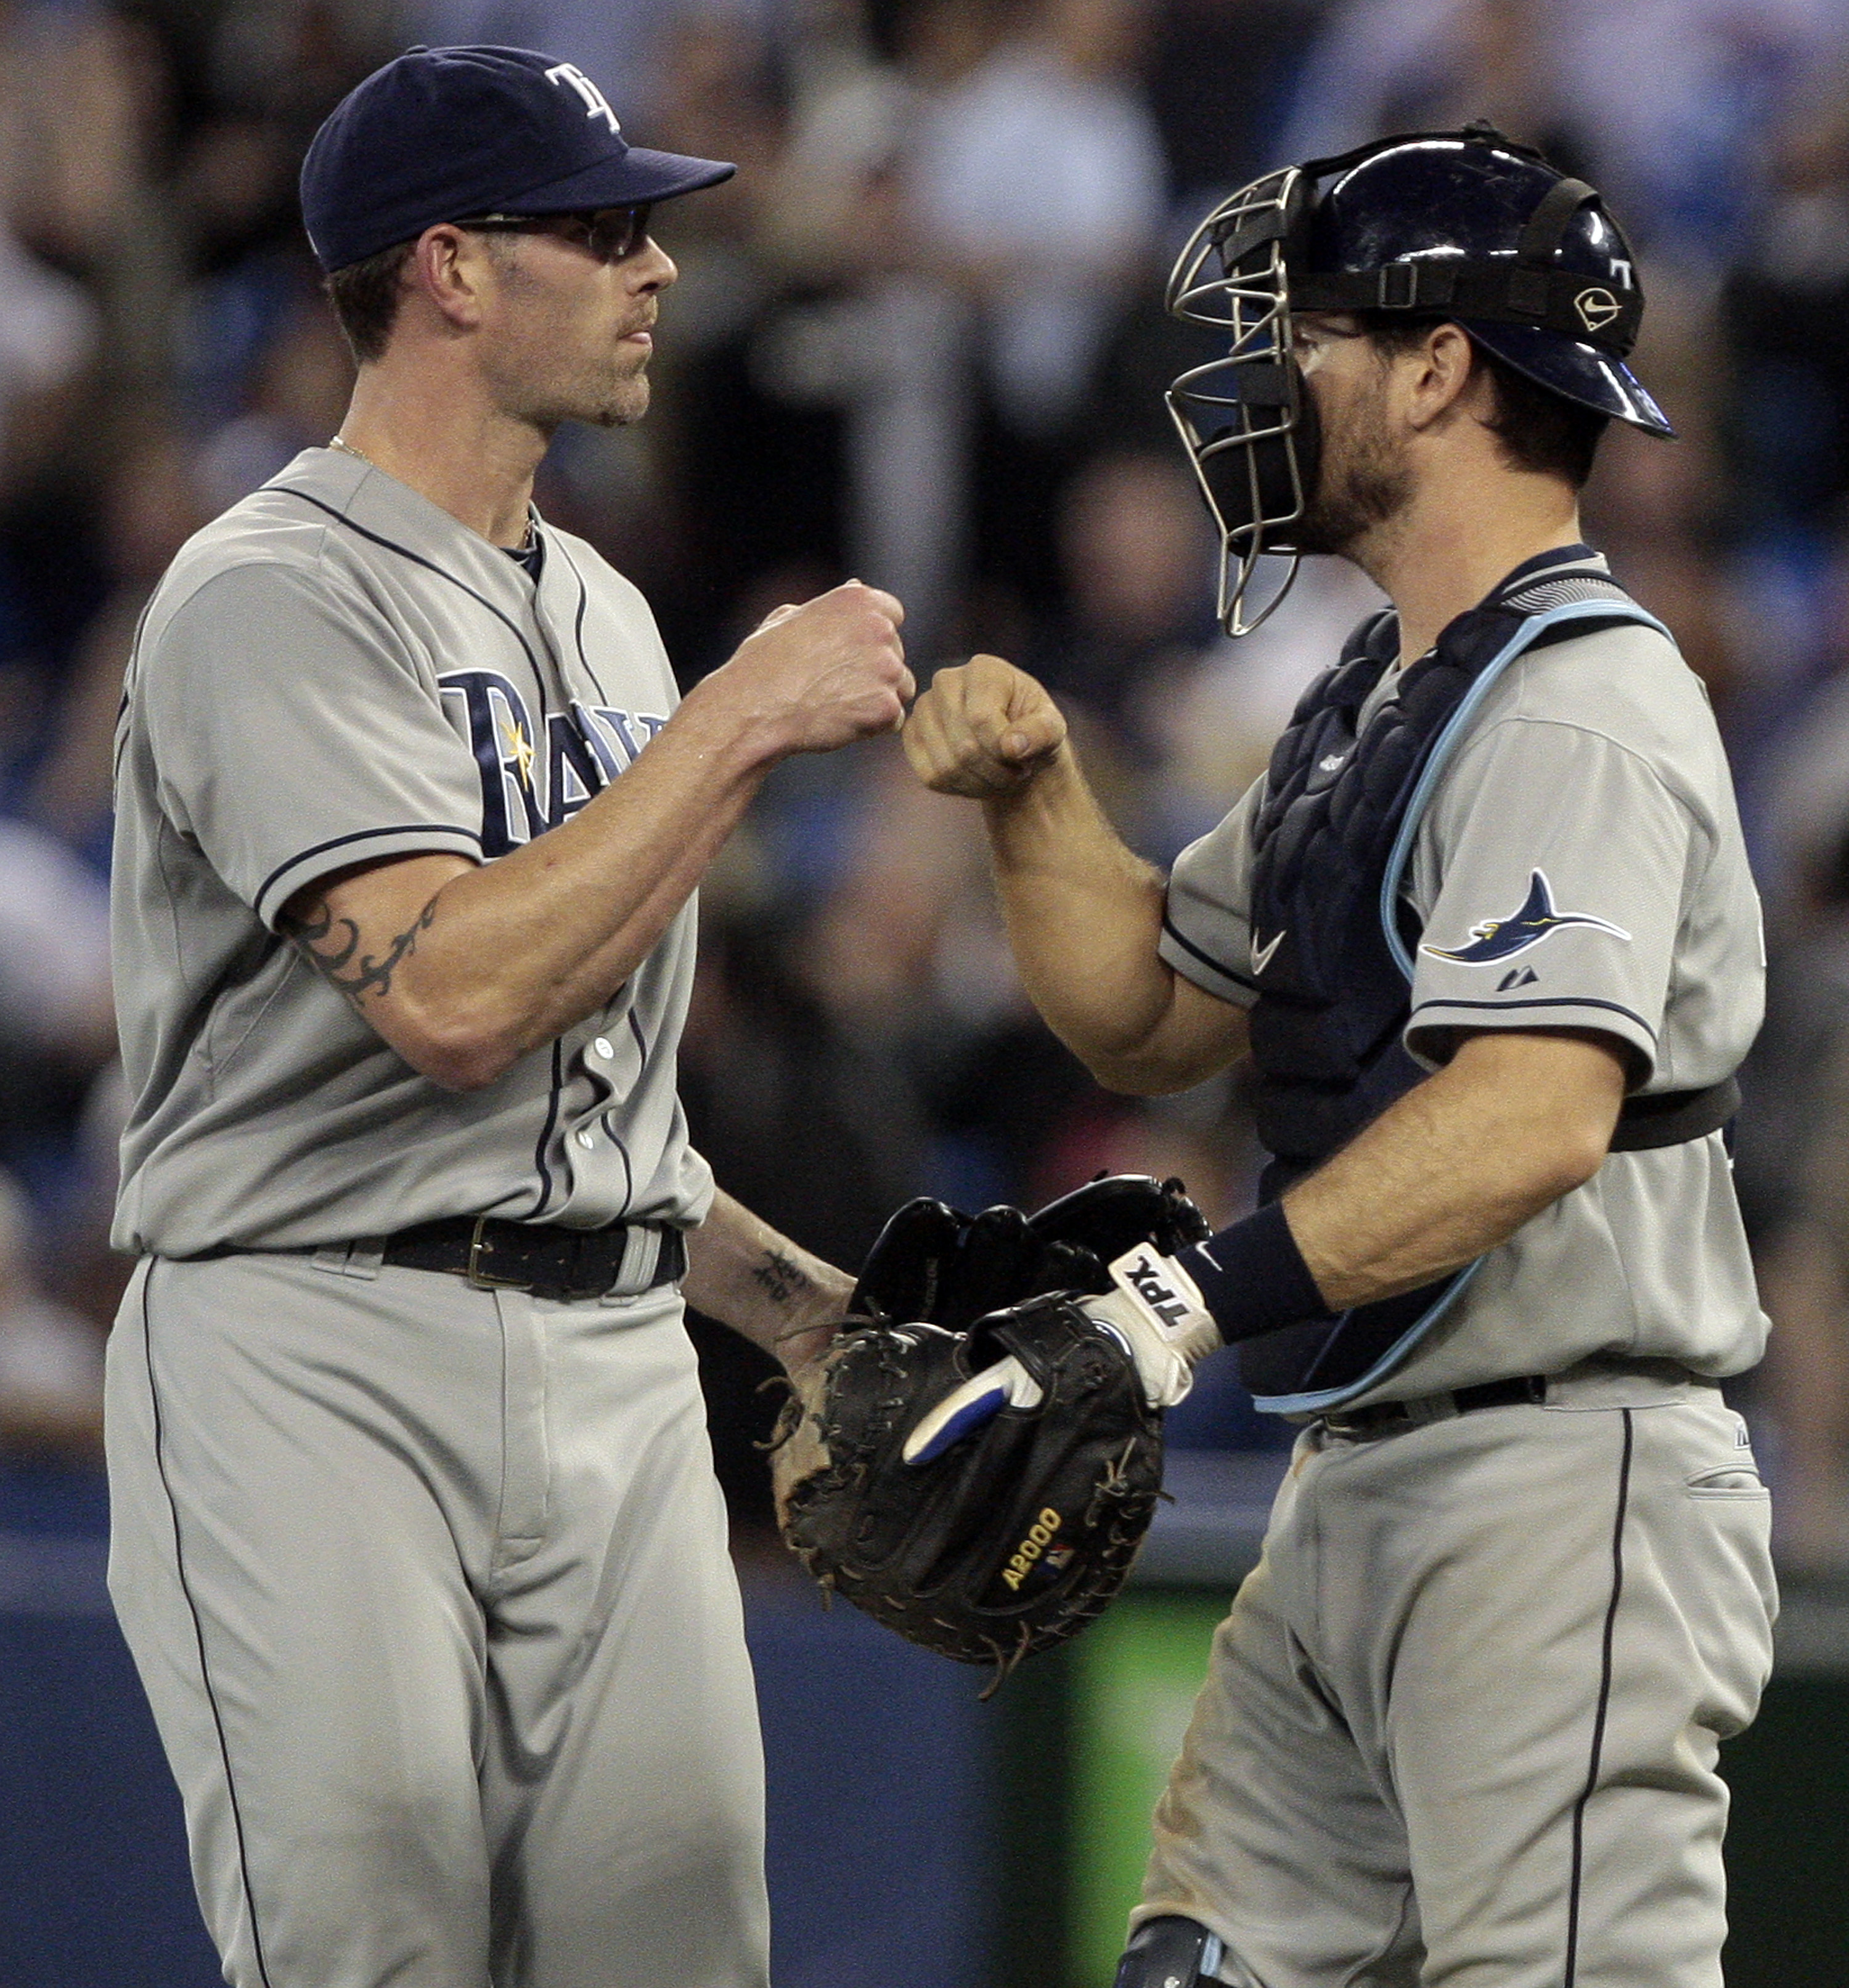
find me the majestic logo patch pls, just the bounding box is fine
[1575,286,1622,333]
[1421,870,1630,966]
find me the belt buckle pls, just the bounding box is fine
[1323,1399,1410,1438]
[465,1216,529,1293]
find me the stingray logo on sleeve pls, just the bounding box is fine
[1421,869,1630,966]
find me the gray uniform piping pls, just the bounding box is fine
[529,1039,563,1218]
[274,485,553,698]
[253,822,485,927]
[560,539,612,706]
[142,1273,276,1988]
[1564,1406,1635,1986]
[1162,914,1259,993]
[1407,992,1659,1039]
[613,1122,635,1216]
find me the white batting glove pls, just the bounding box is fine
[1087,1240,1223,1407]
[901,1243,1222,1466]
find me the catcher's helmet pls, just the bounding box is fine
[1167,124,1672,635]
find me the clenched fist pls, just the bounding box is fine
[700,581,913,760]
[902,654,1067,798]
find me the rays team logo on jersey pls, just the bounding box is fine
[1420,869,1630,966]
[439,670,666,856]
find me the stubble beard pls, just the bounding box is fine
[516,361,650,433]
[1292,384,1411,558]
[484,245,655,432]
[579,372,650,429]
[493,316,653,432]
[582,339,654,428]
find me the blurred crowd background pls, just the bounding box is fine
[2,0,1849,1575]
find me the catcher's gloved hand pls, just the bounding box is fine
[901,1242,1222,1464]
[770,1293,1164,1690]
[850,1173,1212,1332]
[767,1173,1209,1687]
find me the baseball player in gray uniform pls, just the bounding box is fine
[903,130,1775,1986]
[104,46,912,1988]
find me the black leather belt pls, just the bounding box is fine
[381,1215,687,1301]
[1321,1373,1548,1435]
[1320,1366,1720,1436]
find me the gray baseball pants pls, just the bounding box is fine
[105,1250,770,1988]
[1136,1365,1777,1987]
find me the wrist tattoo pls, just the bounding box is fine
[751,1249,814,1309]
[282,895,438,1011]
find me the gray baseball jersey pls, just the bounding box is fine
[111,446,714,1257]
[1159,552,1768,1399]
[105,445,770,1986]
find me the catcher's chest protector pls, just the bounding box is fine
[1240,555,1667,1409]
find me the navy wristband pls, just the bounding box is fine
[1177,1200,1333,1344]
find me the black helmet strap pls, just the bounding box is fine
[1515,173,1601,267]
[1284,135,1643,357]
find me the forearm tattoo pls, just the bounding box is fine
[751,1248,815,1310]
[281,895,438,1010]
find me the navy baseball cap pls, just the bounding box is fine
[301,45,736,272]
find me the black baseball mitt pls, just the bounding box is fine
[769,1175,1208,1690]
[849,1172,1212,1330]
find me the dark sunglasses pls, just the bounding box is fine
[455,206,655,263]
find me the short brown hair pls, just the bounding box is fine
[324,240,417,364]
[1360,314,1609,488]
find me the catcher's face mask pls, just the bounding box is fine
[1165,162,1324,638]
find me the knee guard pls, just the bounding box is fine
[1113,1915,1225,1988]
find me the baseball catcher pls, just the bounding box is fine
[902,120,1773,1988]
[769,1175,1212,1689]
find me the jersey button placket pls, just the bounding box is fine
[576,1033,620,1160]
[576,1038,613,1147]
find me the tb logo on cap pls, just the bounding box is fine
[545,62,619,135]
